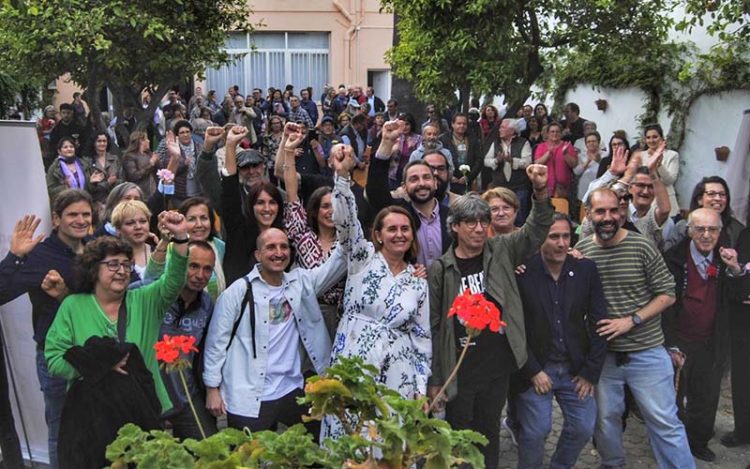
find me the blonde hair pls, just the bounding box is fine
[481,187,519,211]
[111,200,152,229]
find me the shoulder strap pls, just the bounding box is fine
[226,277,256,357]
[117,292,127,343]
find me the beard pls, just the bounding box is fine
[434,177,449,200]
[593,220,618,241]
[408,185,435,204]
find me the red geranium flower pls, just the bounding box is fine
[154,334,198,365]
[707,263,719,279]
[448,289,506,335]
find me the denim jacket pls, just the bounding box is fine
[202,247,345,417]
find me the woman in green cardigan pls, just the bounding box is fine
[45,210,190,413]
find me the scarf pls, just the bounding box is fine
[58,156,85,190]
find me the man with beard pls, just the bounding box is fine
[409,122,454,175]
[575,187,694,469]
[368,120,452,267]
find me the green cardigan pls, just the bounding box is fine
[45,251,188,413]
[427,197,553,400]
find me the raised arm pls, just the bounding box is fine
[196,127,226,214]
[366,120,402,212]
[648,150,671,227]
[331,144,373,273]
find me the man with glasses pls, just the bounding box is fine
[288,95,314,129]
[427,166,552,469]
[628,160,673,249]
[662,208,743,462]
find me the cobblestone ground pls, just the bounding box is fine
[497,376,750,468]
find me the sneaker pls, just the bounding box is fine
[502,417,518,447]
[720,431,750,448]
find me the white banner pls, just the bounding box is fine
[726,109,750,226]
[0,120,52,464]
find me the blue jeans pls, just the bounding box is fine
[35,349,67,469]
[595,346,695,469]
[517,362,596,469]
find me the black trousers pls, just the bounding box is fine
[446,376,509,469]
[166,394,218,440]
[0,323,23,468]
[226,387,319,437]
[730,306,750,440]
[675,338,723,447]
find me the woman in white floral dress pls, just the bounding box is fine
[323,147,431,439]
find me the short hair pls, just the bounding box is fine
[584,130,601,143]
[643,123,664,138]
[552,212,574,234]
[172,119,193,134]
[402,160,433,184]
[447,192,491,227]
[585,187,620,210]
[52,189,93,217]
[57,137,76,152]
[387,98,398,106]
[502,118,519,134]
[103,183,144,222]
[565,102,580,114]
[687,209,723,229]
[371,206,419,262]
[481,187,519,210]
[547,121,563,132]
[59,103,73,112]
[452,113,468,124]
[422,121,441,134]
[111,200,152,229]
[178,197,217,241]
[351,113,367,126]
[76,237,133,293]
[188,239,216,260]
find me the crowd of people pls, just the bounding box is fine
[0,81,747,469]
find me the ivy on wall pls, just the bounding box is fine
[547,37,750,150]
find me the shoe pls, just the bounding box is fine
[690,444,716,462]
[502,417,518,447]
[720,431,750,448]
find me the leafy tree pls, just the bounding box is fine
[382,0,673,112]
[0,0,254,133]
[677,0,750,41]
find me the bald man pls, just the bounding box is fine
[662,208,742,462]
[202,228,346,433]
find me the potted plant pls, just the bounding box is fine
[595,98,608,112]
[715,146,730,162]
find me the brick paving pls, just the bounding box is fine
[497,376,750,468]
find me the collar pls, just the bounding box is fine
[413,199,440,221]
[689,240,714,265]
[540,254,573,280]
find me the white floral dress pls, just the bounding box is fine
[322,176,431,440]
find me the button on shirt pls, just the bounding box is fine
[414,201,442,267]
[543,263,570,363]
[689,241,714,280]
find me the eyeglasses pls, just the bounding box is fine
[690,226,721,235]
[632,183,654,191]
[427,164,448,173]
[462,220,490,229]
[704,191,727,199]
[100,260,135,272]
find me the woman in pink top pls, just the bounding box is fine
[533,122,578,198]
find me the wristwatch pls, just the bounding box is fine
[171,234,190,244]
[631,313,643,327]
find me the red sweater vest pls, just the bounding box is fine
[677,251,718,342]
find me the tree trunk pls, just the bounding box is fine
[390,12,425,123]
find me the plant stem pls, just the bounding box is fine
[178,368,206,439]
[428,334,472,413]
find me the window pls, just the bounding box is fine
[206,32,329,99]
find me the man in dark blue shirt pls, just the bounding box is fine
[516,213,608,469]
[0,190,92,469]
[158,241,217,440]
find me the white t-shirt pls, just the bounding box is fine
[262,285,303,400]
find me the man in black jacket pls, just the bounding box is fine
[367,120,451,267]
[516,213,608,469]
[662,208,742,462]
[439,113,481,194]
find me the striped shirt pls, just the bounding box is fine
[576,232,675,352]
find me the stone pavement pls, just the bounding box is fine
[496,376,750,468]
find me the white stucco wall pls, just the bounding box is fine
[564,85,750,211]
